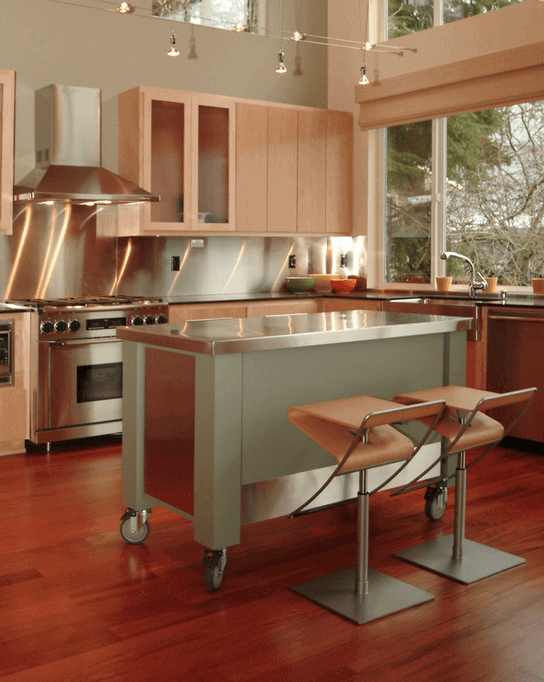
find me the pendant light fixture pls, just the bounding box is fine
[168,30,180,56]
[275,0,287,74]
[116,1,134,13]
[359,0,370,85]
[46,0,417,69]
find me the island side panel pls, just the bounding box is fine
[144,348,196,515]
[193,353,243,549]
[241,331,466,486]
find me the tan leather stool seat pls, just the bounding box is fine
[288,396,422,472]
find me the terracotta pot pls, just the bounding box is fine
[485,277,498,293]
[533,278,544,294]
[436,276,452,292]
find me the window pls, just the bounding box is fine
[381,0,540,289]
[446,102,544,286]
[152,0,261,32]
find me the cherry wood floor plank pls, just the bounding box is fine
[0,441,543,681]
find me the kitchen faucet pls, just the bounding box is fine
[440,251,487,298]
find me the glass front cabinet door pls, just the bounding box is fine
[118,87,235,234]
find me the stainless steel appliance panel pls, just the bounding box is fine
[0,319,14,385]
[46,338,122,430]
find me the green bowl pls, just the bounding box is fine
[285,277,316,293]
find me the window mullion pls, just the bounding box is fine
[432,117,447,280]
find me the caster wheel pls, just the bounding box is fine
[120,517,150,544]
[424,488,447,521]
[203,549,227,591]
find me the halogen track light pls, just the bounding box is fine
[116,2,134,13]
[168,31,180,57]
[359,65,370,85]
[276,49,287,73]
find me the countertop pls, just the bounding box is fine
[116,309,472,355]
[166,290,544,309]
[0,303,32,313]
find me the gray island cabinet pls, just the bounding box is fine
[117,310,471,586]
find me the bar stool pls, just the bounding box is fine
[287,395,446,625]
[391,385,537,584]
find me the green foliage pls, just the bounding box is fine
[446,110,505,182]
[445,0,519,22]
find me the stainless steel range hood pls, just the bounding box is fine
[13,84,160,205]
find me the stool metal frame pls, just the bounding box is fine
[288,397,446,625]
[391,386,537,584]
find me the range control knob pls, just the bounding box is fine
[40,320,54,334]
[144,315,156,325]
[156,314,168,324]
[54,320,68,333]
[131,315,144,326]
[68,319,81,332]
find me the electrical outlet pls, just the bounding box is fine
[289,255,296,268]
[171,256,180,271]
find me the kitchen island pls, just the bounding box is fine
[117,310,471,588]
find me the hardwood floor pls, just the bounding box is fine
[1,437,543,681]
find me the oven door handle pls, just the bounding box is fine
[48,338,123,347]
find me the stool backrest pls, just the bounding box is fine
[475,387,537,413]
[362,400,447,430]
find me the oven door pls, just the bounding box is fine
[46,338,123,430]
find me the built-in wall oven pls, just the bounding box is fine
[0,319,14,386]
[9,296,168,449]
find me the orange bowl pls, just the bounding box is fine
[330,278,357,293]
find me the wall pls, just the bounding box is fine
[1,0,368,299]
[0,0,328,182]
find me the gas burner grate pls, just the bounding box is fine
[10,295,163,308]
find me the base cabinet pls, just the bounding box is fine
[319,298,381,313]
[168,303,248,324]
[0,313,29,455]
[245,299,319,317]
[169,299,320,324]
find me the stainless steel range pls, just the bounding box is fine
[9,296,168,450]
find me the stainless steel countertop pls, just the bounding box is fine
[0,303,32,313]
[166,291,544,308]
[117,310,472,355]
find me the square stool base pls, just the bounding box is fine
[394,535,525,584]
[291,567,434,625]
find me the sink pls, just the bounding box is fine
[383,297,481,340]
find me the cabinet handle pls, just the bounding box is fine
[488,312,544,323]
[48,339,123,347]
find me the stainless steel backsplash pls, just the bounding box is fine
[1,206,366,300]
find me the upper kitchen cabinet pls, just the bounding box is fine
[235,102,297,234]
[0,69,15,236]
[117,86,235,235]
[325,111,353,235]
[267,106,298,233]
[235,102,268,233]
[297,109,327,233]
[236,102,352,235]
